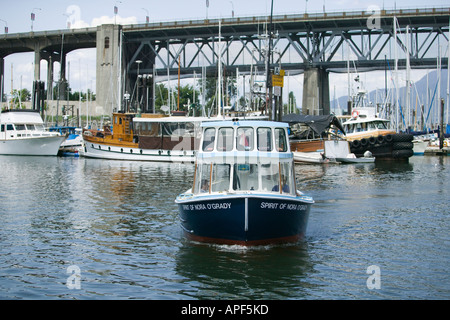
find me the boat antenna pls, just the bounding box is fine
[265,0,274,120]
[217,19,223,118]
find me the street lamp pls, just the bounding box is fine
[142,8,149,24]
[31,8,41,31]
[114,1,122,25]
[229,1,234,18]
[63,13,71,29]
[135,60,143,111]
[0,19,7,34]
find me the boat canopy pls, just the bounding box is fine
[282,113,346,136]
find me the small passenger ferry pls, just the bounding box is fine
[0,109,65,156]
[175,119,314,246]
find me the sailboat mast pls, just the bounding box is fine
[217,19,223,118]
[118,30,123,112]
[394,17,399,132]
[406,25,411,129]
[177,55,181,111]
[447,17,450,124]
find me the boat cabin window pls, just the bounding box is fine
[6,124,14,131]
[275,128,287,152]
[236,127,254,151]
[211,164,231,192]
[277,162,293,194]
[260,162,294,195]
[375,121,387,129]
[193,163,211,193]
[193,163,230,194]
[25,124,35,131]
[233,164,258,191]
[257,127,272,151]
[134,122,160,136]
[355,123,365,132]
[15,124,26,131]
[217,127,234,151]
[202,128,216,152]
[260,163,279,192]
[0,124,4,132]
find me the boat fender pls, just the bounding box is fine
[392,133,413,142]
[384,134,393,143]
[377,135,384,144]
[393,142,413,150]
[351,140,361,149]
[364,150,373,158]
[360,138,368,146]
[369,136,377,145]
[392,149,413,158]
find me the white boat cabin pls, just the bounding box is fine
[0,110,59,140]
[342,107,393,139]
[192,120,297,197]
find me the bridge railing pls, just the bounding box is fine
[122,7,449,32]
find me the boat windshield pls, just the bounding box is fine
[193,161,295,196]
[344,120,388,133]
[374,121,387,129]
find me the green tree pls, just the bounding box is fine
[154,83,199,113]
[12,88,31,108]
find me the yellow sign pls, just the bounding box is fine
[272,74,284,87]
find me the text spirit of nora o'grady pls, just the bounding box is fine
[182,202,232,211]
[181,304,269,317]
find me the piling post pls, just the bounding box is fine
[439,98,444,149]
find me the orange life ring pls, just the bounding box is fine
[352,110,359,119]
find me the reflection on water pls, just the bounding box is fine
[0,155,449,299]
[176,242,315,299]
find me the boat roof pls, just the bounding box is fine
[201,119,288,128]
[342,116,389,125]
[281,113,345,135]
[0,109,44,124]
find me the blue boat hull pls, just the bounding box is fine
[177,195,313,246]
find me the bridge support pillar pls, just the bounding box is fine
[34,48,41,82]
[0,57,4,102]
[96,24,122,115]
[46,56,53,101]
[302,67,330,115]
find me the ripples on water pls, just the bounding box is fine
[0,156,448,300]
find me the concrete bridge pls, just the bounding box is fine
[0,7,449,116]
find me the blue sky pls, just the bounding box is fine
[1,0,449,105]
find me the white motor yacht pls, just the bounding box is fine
[0,109,66,156]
